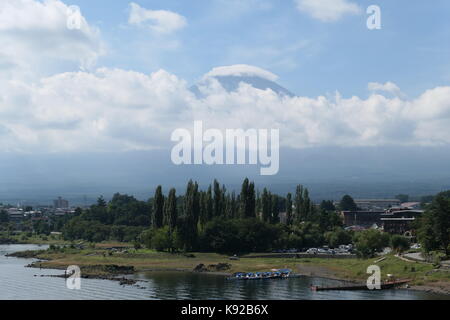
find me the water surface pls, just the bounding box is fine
[1,245,448,300]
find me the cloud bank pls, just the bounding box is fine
[2,65,450,153]
[1,0,450,154]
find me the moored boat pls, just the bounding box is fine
[228,269,292,280]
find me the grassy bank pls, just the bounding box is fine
[0,233,68,245]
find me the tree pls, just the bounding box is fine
[391,235,410,254]
[418,191,450,256]
[181,180,200,251]
[294,185,313,222]
[0,210,9,224]
[153,186,165,229]
[320,200,336,212]
[97,196,107,207]
[286,193,293,225]
[164,188,178,234]
[325,228,352,248]
[213,180,224,218]
[240,178,256,218]
[206,186,214,221]
[294,185,303,223]
[271,194,280,224]
[261,189,271,222]
[354,229,390,258]
[151,226,172,252]
[340,195,358,211]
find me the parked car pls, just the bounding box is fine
[306,248,318,254]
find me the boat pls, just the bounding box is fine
[311,279,411,291]
[228,269,292,281]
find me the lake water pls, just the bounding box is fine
[0,244,448,300]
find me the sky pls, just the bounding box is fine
[65,0,450,97]
[1,0,450,154]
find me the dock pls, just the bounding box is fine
[311,279,411,292]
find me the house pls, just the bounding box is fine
[354,199,401,211]
[381,208,423,235]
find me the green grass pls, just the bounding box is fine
[0,232,68,245]
[25,246,449,285]
[7,240,448,291]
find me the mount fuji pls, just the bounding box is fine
[191,64,295,97]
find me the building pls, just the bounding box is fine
[354,199,401,211]
[381,208,423,235]
[7,208,25,222]
[341,210,384,227]
[53,197,69,209]
[400,202,421,210]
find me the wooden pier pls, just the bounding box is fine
[311,279,411,292]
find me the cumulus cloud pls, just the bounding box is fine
[2,65,450,153]
[0,1,449,153]
[0,0,103,79]
[295,0,361,22]
[128,2,187,34]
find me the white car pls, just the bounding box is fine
[306,248,318,254]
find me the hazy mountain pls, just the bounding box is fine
[1,146,450,205]
[191,75,295,97]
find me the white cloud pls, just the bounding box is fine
[204,64,279,81]
[295,0,361,22]
[2,65,450,153]
[0,0,103,79]
[0,2,449,153]
[128,2,187,34]
[368,82,404,97]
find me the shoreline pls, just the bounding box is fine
[4,244,450,297]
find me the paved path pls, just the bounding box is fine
[404,252,426,262]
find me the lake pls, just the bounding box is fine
[0,244,448,300]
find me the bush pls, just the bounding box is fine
[325,228,352,248]
[151,227,172,252]
[354,229,390,259]
[390,235,410,254]
[198,218,283,254]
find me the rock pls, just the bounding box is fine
[193,264,208,272]
[207,263,232,272]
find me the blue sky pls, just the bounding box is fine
[63,0,450,98]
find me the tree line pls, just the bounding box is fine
[60,178,346,253]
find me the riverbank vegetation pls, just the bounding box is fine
[1,180,449,260]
